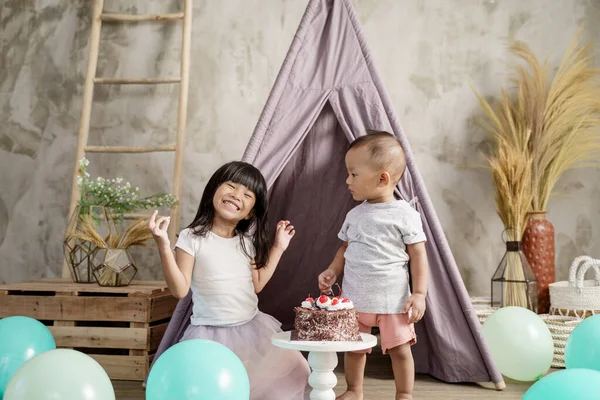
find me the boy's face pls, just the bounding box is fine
[345,147,387,201]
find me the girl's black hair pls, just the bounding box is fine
[187,161,271,269]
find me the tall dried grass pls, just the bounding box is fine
[473,29,600,308]
[478,29,600,213]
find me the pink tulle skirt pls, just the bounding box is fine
[180,311,310,400]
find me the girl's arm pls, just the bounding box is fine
[149,211,194,299]
[157,245,194,299]
[251,247,284,294]
[252,220,295,293]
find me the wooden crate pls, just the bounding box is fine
[0,279,177,381]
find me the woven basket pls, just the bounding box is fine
[471,297,582,368]
[471,296,498,324]
[549,256,600,319]
[540,314,582,368]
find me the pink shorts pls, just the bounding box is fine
[353,312,416,354]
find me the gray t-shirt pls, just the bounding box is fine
[338,200,426,314]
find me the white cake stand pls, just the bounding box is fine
[271,331,377,400]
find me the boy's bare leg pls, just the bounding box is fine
[336,352,367,400]
[387,343,414,400]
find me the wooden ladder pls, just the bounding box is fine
[63,0,193,278]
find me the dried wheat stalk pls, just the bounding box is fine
[69,216,108,249]
[505,29,600,211]
[118,218,153,248]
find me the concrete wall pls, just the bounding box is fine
[1,0,599,295]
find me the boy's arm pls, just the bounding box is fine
[404,241,428,323]
[318,242,348,292]
[407,241,428,296]
[328,241,348,277]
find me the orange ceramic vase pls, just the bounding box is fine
[521,211,555,314]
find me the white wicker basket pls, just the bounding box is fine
[540,314,583,368]
[549,256,600,319]
[471,296,498,324]
[470,297,582,369]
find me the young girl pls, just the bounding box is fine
[149,161,310,400]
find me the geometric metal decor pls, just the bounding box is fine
[92,248,138,287]
[63,205,117,283]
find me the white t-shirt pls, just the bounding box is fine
[338,200,427,314]
[175,228,258,326]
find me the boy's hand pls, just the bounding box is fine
[318,269,337,294]
[148,210,171,248]
[273,220,295,251]
[403,293,426,323]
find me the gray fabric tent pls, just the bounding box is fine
[151,0,504,387]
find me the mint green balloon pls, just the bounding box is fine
[0,316,56,398]
[522,368,600,399]
[565,314,600,371]
[482,306,554,381]
[4,349,115,400]
[147,339,250,400]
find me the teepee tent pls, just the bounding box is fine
[152,0,504,387]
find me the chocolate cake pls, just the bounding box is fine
[292,294,362,341]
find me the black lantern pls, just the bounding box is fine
[491,235,538,313]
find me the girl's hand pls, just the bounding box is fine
[148,210,171,248]
[403,293,426,324]
[273,220,295,251]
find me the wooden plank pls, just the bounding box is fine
[0,296,149,322]
[169,0,193,244]
[84,144,176,153]
[93,77,180,85]
[89,355,148,381]
[100,12,184,22]
[0,280,169,295]
[149,322,169,352]
[149,294,178,322]
[50,326,148,349]
[53,292,76,329]
[130,323,148,355]
[114,372,532,400]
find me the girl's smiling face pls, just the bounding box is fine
[212,180,256,223]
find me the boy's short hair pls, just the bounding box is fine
[348,130,407,183]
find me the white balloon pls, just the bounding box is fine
[4,349,115,400]
[483,306,554,382]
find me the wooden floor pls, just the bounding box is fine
[116,352,531,399]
